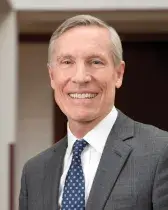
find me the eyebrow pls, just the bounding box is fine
[56,54,75,61]
[56,52,106,61]
[86,53,106,59]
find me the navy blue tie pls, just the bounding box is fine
[61,139,88,210]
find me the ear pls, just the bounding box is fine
[48,64,55,89]
[115,61,125,89]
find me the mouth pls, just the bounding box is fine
[68,93,98,99]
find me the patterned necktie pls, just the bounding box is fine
[61,139,88,210]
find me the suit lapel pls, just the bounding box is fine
[42,137,67,210]
[86,111,134,210]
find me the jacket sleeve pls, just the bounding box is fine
[153,142,168,210]
[19,163,28,210]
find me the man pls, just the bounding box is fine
[19,15,168,210]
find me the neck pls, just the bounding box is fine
[68,109,112,139]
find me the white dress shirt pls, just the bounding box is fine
[58,106,118,207]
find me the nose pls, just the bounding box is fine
[71,63,91,84]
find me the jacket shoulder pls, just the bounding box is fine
[135,121,168,139]
[23,137,67,174]
[133,120,168,151]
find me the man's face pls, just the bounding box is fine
[49,26,125,124]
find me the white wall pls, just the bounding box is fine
[15,43,53,210]
[11,0,168,10]
[0,11,17,210]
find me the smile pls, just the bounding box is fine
[69,93,98,99]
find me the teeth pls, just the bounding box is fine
[69,93,97,99]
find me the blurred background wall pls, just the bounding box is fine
[9,0,168,10]
[0,1,168,210]
[0,1,17,209]
[15,43,53,210]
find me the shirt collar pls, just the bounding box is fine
[67,106,118,155]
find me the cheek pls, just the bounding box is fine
[100,76,116,103]
[53,71,69,92]
[101,73,116,90]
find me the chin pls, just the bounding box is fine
[71,115,91,122]
[68,111,97,123]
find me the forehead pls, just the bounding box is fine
[54,26,111,57]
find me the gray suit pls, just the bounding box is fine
[19,110,168,210]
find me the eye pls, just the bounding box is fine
[92,60,103,65]
[58,59,74,68]
[89,59,104,67]
[61,60,72,64]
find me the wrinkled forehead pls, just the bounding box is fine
[52,26,112,58]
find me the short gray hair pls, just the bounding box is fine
[48,15,123,67]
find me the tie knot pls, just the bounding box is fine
[72,139,88,157]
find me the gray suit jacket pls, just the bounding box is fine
[19,110,168,210]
